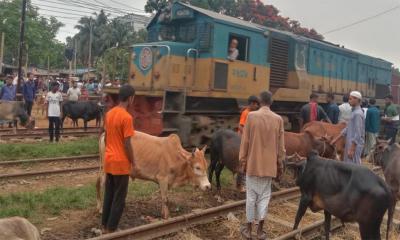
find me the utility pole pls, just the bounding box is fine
[0,32,4,74]
[17,0,27,96]
[74,38,77,75]
[47,56,49,80]
[88,19,92,70]
[0,19,6,74]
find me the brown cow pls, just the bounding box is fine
[0,101,35,132]
[285,131,336,159]
[373,140,400,201]
[208,129,336,191]
[0,217,41,240]
[302,121,346,160]
[96,131,211,219]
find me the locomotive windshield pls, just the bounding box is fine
[148,23,197,43]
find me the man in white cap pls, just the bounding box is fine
[331,91,365,164]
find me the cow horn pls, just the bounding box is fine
[192,148,196,157]
[201,145,207,152]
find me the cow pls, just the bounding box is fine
[293,151,394,240]
[0,101,35,132]
[0,217,41,240]
[61,101,102,130]
[302,121,346,160]
[373,139,400,201]
[96,131,211,219]
[208,129,244,191]
[285,131,336,160]
[208,129,336,191]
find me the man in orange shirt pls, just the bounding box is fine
[102,85,136,233]
[238,95,260,135]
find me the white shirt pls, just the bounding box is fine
[227,48,239,61]
[46,91,63,117]
[67,87,81,101]
[339,102,352,123]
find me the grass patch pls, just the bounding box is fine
[0,184,96,222]
[0,169,234,224]
[0,137,99,161]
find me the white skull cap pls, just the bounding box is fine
[350,91,362,100]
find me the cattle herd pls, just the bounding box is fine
[0,108,399,239]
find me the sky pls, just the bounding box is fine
[32,0,399,68]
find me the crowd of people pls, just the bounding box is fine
[0,73,123,141]
[235,90,398,238]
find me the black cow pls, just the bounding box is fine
[208,129,244,191]
[0,101,35,132]
[294,151,394,240]
[61,101,102,130]
[373,139,400,201]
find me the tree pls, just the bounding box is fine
[0,0,66,69]
[144,0,323,40]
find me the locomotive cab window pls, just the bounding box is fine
[228,34,249,62]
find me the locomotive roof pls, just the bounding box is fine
[148,2,392,68]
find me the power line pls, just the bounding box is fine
[37,0,128,16]
[324,5,400,35]
[33,6,94,17]
[33,2,96,15]
[108,0,146,12]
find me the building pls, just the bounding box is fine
[116,13,151,31]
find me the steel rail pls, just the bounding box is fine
[0,154,99,166]
[0,166,99,179]
[87,187,301,240]
[86,166,383,240]
[0,130,99,139]
[0,127,100,133]
[272,218,342,240]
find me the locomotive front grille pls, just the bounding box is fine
[269,38,289,88]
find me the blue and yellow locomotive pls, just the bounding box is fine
[120,2,392,146]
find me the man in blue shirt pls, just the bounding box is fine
[364,98,380,159]
[0,75,17,128]
[0,76,16,101]
[326,93,340,124]
[23,73,36,116]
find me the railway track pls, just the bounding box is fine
[0,155,99,180]
[85,166,385,240]
[0,126,100,134]
[0,129,100,140]
[88,188,300,240]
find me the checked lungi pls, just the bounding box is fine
[246,175,272,222]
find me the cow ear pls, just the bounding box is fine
[201,145,207,153]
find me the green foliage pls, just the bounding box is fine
[0,137,98,161]
[0,185,95,220]
[0,0,66,69]
[95,29,147,82]
[144,0,323,40]
[72,12,147,81]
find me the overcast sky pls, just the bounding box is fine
[33,0,399,67]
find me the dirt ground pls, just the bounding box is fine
[41,186,245,240]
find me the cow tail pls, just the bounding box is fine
[386,192,395,240]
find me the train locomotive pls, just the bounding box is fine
[105,1,393,147]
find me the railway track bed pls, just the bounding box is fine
[0,130,100,141]
[0,127,100,135]
[0,155,100,194]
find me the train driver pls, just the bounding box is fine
[227,38,239,61]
